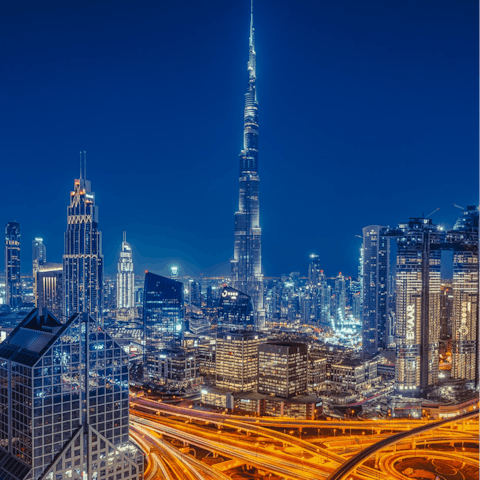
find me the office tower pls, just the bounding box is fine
[63,155,104,324]
[308,254,321,285]
[258,342,308,398]
[362,226,390,356]
[144,272,184,358]
[206,286,216,308]
[333,273,346,328]
[5,221,21,308]
[116,232,135,311]
[451,206,479,381]
[216,286,254,332]
[32,237,46,268]
[0,309,143,480]
[188,280,201,308]
[231,2,265,329]
[215,331,261,392]
[395,218,442,395]
[35,263,63,319]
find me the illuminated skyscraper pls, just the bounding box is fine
[451,206,479,381]
[5,221,21,308]
[63,153,104,324]
[333,273,346,328]
[35,262,63,319]
[308,254,321,285]
[0,309,143,480]
[117,232,135,310]
[395,218,442,395]
[231,1,265,329]
[362,226,390,356]
[32,237,46,268]
[216,286,254,332]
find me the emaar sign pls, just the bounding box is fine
[406,304,415,340]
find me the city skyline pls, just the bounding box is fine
[1,0,477,278]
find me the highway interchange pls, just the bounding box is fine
[129,396,479,480]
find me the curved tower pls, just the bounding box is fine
[231,0,265,329]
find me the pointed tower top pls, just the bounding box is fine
[123,231,126,243]
[249,0,255,49]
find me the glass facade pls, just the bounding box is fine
[116,232,134,311]
[216,287,254,332]
[0,308,143,480]
[5,221,22,309]
[231,4,265,329]
[362,226,390,356]
[143,272,184,361]
[35,264,63,320]
[63,160,104,325]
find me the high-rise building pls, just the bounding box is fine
[451,206,479,381]
[117,232,135,311]
[5,221,21,308]
[188,280,201,308]
[32,237,46,268]
[395,218,442,395]
[35,262,63,319]
[333,273,346,329]
[215,331,261,392]
[362,226,390,356]
[308,254,321,285]
[0,309,143,480]
[63,154,104,324]
[144,272,184,360]
[258,342,308,398]
[216,286,255,332]
[231,2,265,329]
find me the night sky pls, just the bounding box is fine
[2,0,478,278]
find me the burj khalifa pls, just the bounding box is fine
[231,1,265,329]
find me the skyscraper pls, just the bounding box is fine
[395,218,442,395]
[117,232,135,311]
[362,226,390,356]
[35,262,63,319]
[63,154,104,324]
[308,254,321,285]
[32,237,46,268]
[143,272,184,356]
[216,286,255,332]
[5,221,22,308]
[333,273,346,329]
[231,1,265,329]
[0,309,143,480]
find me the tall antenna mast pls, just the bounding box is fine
[79,151,83,179]
[83,151,87,180]
[123,231,126,243]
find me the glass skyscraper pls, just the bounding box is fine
[0,308,143,480]
[116,232,134,311]
[143,272,184,355]
[216,286,254,332]
[362,225,390,357]
[32,238,46,269]
[63,154,104,324]
[5,221,22,309]
[231,2,265,329]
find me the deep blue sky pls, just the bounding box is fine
[1,0,478,278]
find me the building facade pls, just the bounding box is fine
[35,263,63,319]
[116,232,135,311]
[0,309,143,480]
[231,3,265,329]
[215,331,261,392]
[216,286,254,332]
[258,342,308,398]
[144,272,184,360]
[32,237,46,269]
[362,225,390,356]
[395,218,442,395]
[5,221,22,309]
[63,157,104,324]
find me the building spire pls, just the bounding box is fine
[249,0,255,49]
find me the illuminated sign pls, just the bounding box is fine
[406,304,415,340]
[222,290,238,299]
[459,302,470,336]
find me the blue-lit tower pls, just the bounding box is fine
[231,1,265,329]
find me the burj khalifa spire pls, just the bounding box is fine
[231,0,265,329]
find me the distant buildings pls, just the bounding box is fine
[231,2,265,329]
[5,221,21,308]
[32,237,46,269]
[63,155,104,324]
[362,225,390,356]
[0,309,143,479]
[117,232,135,311]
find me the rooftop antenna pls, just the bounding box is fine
[83,151,87,180]
[123,231,126,243]
[426,207,440,218]
[453,203,465,210]
[79,151,83,179]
